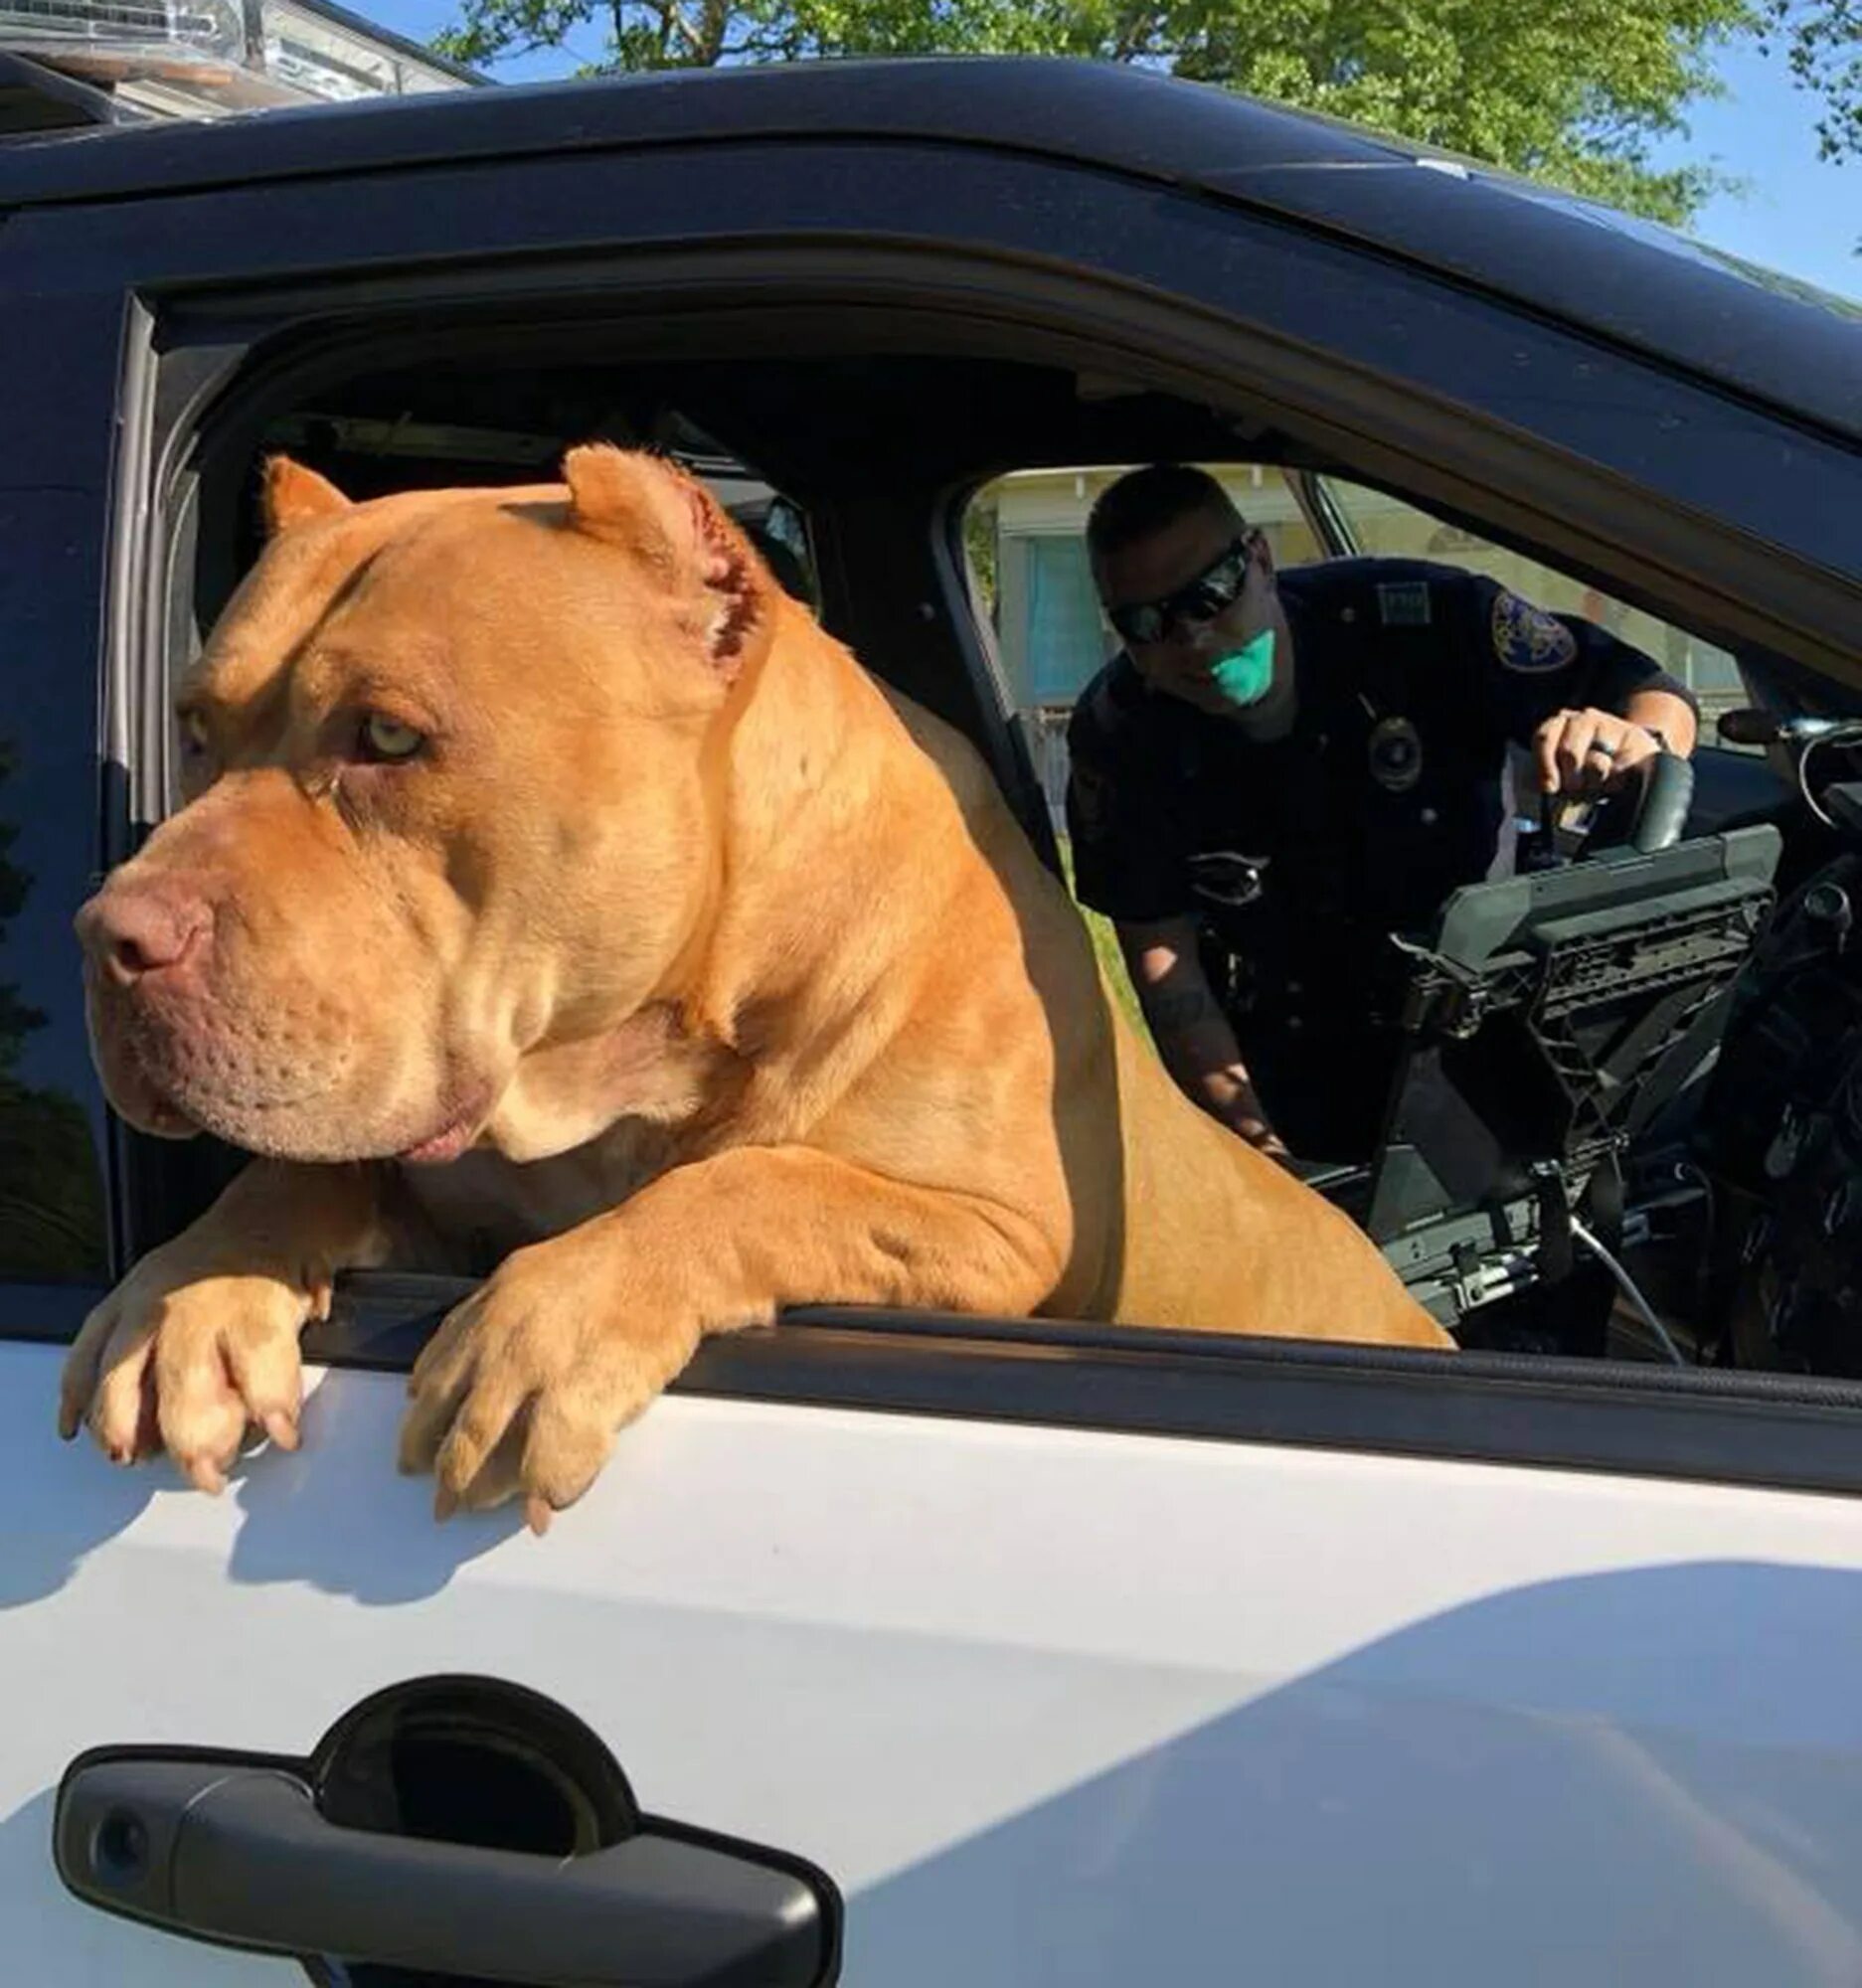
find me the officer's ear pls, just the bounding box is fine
[1245,525,1276,580]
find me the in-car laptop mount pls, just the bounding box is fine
[1363,824,1781,1333]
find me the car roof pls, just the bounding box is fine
[2,56,1856,449]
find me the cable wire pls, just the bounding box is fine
[1570,1216,1688,1367]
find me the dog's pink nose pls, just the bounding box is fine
[78,882,210,987]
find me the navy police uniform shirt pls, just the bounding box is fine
[1065,558,1697,1157]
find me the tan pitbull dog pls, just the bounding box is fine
[62,446,1448,1529]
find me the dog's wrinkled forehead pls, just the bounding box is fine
[181,447,770,756]
[180,501,596,771]
[184,486,554,724]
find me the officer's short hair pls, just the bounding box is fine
[1088,464,1241,563]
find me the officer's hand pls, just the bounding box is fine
[1534,707,1661,799]
[1228,1093,1292,1167]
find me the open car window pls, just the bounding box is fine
[13,245,1849,1491]
[964,457,1755,860]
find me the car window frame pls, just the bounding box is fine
[7,129,1862,1492]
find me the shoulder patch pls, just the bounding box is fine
[1490,589,1578,673]
[1376,580,1433,628]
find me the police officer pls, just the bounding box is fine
[1066,464,1700,1162]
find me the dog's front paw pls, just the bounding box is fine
[398,1243,691,1534]
[59,1245,315,1492]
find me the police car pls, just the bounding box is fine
[2,55,1861,1987]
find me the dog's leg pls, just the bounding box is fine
[400,1145,1063,1530]
[59,1161,402,1492]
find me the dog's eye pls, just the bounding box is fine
[359,715,424,762]
[178,709,209,755]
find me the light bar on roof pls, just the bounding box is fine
[0,0,245,83]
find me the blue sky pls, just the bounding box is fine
[370,4,1859,302]
[1648,36,1859,301]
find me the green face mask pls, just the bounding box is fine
[1208,627,1276,709]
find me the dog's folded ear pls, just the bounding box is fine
[562,444,769,683]
[262,456,353,536]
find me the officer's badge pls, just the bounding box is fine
[1368,714,1424,793]
[1376,580,1432,627]
[1491,589,1578,673]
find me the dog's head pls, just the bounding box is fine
[77,446,779,1165]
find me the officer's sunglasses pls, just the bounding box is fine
[1104,533,1257,647]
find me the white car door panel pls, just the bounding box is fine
[5,1342,1860,1984]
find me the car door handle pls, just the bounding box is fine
[56,1750,834,1987]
